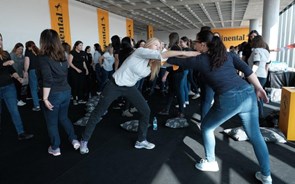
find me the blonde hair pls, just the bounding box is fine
[144,37,160,49]
[143,38,161,81]
[149,60,161,81]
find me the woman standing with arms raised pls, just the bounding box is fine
[39,29,80,156]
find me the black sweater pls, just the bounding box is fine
[39,55,70,93]
[0,51,16,87]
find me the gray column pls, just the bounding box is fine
[262,0,280,50]
[250,19,259,32]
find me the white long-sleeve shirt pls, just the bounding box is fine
[113,47,162,87]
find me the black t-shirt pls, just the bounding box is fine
[0,51,16,87]
[70,50,86,73]
[85,52,93,71]
[39,55,71,93]
[25,49,39,70]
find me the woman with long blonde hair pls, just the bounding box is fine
[79,37,199,154]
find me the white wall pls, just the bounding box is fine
[0,0,51,51]
[0,0,128,52]
[69,0,98,50]
[109,13,127,40]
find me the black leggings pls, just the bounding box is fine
[82,79,151,142]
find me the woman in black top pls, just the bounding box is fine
[39,29,80,156]
[68,41,89,105]
[0,33,33,140]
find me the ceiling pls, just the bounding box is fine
[76,0,294,33]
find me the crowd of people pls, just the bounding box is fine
[0,26,273,184]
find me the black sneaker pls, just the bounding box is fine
[18,133,34,140]
[32,106,41,111]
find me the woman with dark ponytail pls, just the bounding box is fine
[167,30,272,184]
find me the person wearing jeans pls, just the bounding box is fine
[24,41,41,111]
[167,30,272,184]
[0,33,34,140]
[39,29,80,156]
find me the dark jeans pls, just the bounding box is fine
[82,79,150,142]
[42,90,77,149]
[0,84,24,135]
[70,69,86,100]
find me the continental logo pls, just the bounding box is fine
[54,3,66,42]
[49,0,71,45]
[97,8,110,49]
[222,35,246,42]
[100,17,107,48]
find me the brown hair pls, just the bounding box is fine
[251,35,267,49]
[39,29,66,61]
[25,40,39,55]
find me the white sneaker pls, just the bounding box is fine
[17,100,26,106]
[134,140,155,150]
[188,91,195,96]
[80,140,89,154]
[195,159,219,172]
[122,110,133,117]
[72,139,80,150]
[255,171,272,184]
[192,94,200,99]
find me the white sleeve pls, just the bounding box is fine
[136,48,162,61]
[252,49,261,62]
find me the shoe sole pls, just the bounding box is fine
[134,145,155,150]
[48,151,61,156]
[195,164,219,172]
[80,149,89,154]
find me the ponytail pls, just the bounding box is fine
[207,36,227,69]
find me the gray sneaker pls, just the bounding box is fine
[134,140,155,150]
[48,146,61,156]
[72,139,80,150]
[255,171,272,184]
[80,140,89,154]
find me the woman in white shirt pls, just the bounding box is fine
[79,38,199,154]
[99,44,115,90]
[248,35,270,120]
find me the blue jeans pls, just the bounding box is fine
[42,90,77,149]
[258,77,267,119]
[29,69,40,108]
[201,85,270,176]
[180,70,189,103]
[0,84,24,135]
[200,81,214,119]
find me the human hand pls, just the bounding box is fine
[44,99,54,110]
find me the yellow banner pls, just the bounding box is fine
[49,0,72,45]
[97,8,110,49]
[147,25,154,39]
[126,19,134,38]
[212,28,249,49]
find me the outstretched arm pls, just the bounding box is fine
[161,50,200,59]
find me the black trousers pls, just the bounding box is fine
[82,79,151,142]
